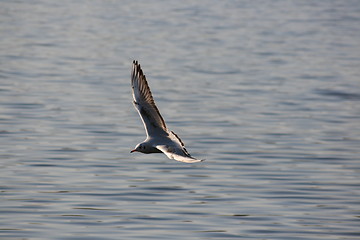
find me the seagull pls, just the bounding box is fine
[130,60,203,163]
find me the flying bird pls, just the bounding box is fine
[130,60,203,163]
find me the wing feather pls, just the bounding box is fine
[156,145,204,163]
[131,60,167,137]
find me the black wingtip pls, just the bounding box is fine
[132,60,144,78]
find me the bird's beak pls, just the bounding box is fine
[130,149,136,153]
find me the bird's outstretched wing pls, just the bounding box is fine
[131,60,167,137]
[156,145,204,163]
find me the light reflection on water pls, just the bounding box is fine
[1,0,360,239]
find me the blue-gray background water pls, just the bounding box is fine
[1,1,359,239]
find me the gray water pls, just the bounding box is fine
[1,1,360,239]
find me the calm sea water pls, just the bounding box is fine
[1,1,360,239]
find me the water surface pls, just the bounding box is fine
[1,1,360,239]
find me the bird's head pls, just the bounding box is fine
[130,143,147,153]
